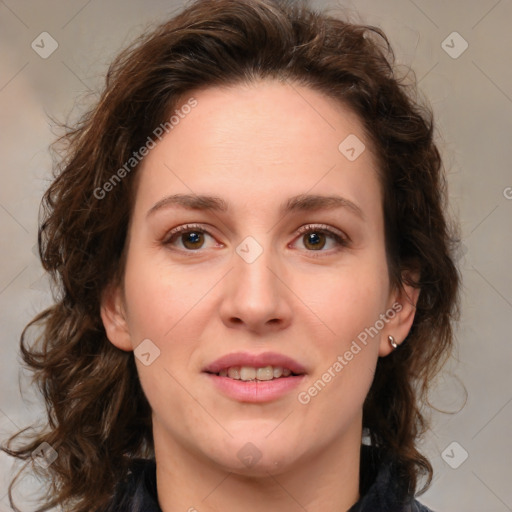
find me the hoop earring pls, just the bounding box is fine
[388,335,398,349]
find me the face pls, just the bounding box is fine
[101,80,417,475]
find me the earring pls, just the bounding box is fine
[388,335,398,349]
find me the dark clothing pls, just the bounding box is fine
[106,445,434,512]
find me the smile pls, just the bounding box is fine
[209,365,299,381]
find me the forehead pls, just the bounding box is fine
[164,80,372,164]
[134,80,382,221]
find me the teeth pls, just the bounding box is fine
[256,366,273,381]
[217,365,297,381]
[227,367,240,379]
[240,366,256,381]
[273,366,283,378]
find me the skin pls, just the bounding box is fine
[101,80,419,512]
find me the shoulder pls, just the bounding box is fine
[411,500,436,512]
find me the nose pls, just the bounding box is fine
[219,239,293,334]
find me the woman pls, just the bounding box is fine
[2,0,461,511]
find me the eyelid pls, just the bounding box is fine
[163,223,218,244]
[294,223,349,243]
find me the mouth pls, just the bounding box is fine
[204,365,303,381]
[202,352,307,402]
[202,351,307,378]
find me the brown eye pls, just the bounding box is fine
[164,224,217,251]
[302,231,327,250]
[293,224,349,256]
[181,231,205,250]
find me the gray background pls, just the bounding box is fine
[1,0,511,510]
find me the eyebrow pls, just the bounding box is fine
[146,193,365,220]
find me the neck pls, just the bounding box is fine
[154,422,362,512]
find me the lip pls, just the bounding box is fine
[202,351,307,375]
[205,373,306,403]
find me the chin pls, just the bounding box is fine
[206,434,301,476]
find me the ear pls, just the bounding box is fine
[100,283,133,352]
[379,270,421,357]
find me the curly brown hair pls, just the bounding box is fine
[2,0,461,510]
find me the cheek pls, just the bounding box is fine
[123,249,206,434]
[296,272,384,430]
[121,244,218,394]
[121,244,209,342]
[300,256,389,341]
[295,248,389,404]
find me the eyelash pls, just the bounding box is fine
[163,223,349,257]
